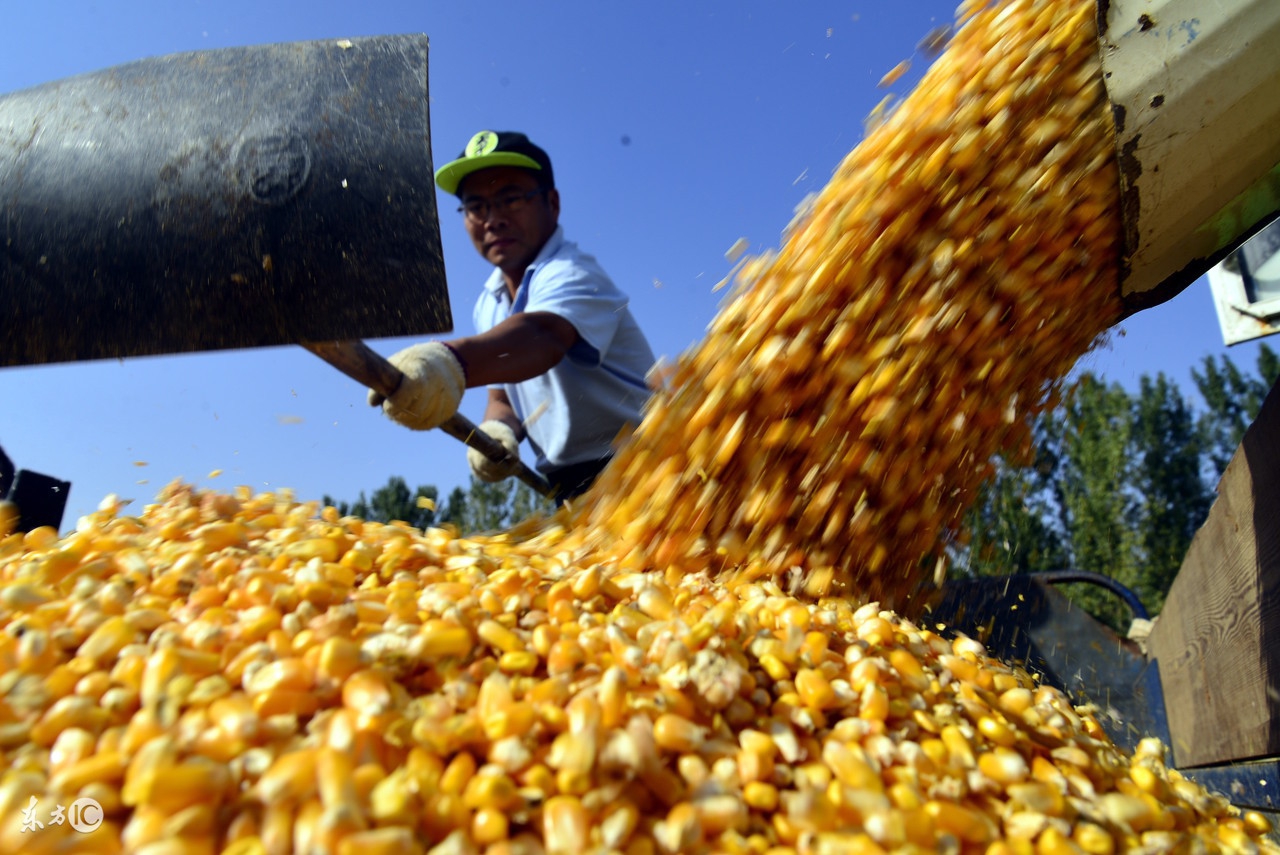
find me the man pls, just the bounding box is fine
[369,130,655,501]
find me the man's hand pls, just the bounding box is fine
[467,420,521,482]
[367,342,466,431]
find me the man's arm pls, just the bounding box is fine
[483,387,524,440]
[449,311,578,388]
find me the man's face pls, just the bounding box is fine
[457,166,560,280]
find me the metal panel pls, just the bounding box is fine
[0,35,453,368]
[1099,0,1280,314]
[1181,760,1280,813]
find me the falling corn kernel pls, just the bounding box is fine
[725,237,750,263]
[878,58,911,87]
[580,0,1126,615]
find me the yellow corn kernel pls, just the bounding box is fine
[1244,811,1274,837]
[1072,821,1115,855]
[547,638,586,676]
[653,714,705,753]
[543,795,589,853]
[316,637,362,685]
[823,740,878,791]
[78,616,136,663]
[887,648,928,690]
[924,800,993,845]
[127,761,230,813]
[342,669,397,715]
[637,587,675,621]
[462,771,520,811]
[440,752,477,796]
[977,716,1017,749]
[30,696,105,746]
[599,800,640,850]
[478,619,526,655]
[657,802,702,853]
[222,837,269,855]
[759,654,791,683]
[419,623,473,659]
[50,727,97,773]
[473,806,510,845]
[336,827,422,855]
[743,781,779,812]
[940,725,975,769]
[795,668,838,710]
[255,750,318,805]
[368,770,418,823]
[497,650,539,675]
[49,751,128,795]
[978,747,1030,786]
[1096,793,1156,834]
[998,687,1034,716]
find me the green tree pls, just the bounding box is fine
[1130,373,1211,613]
[510,481,557,526]
[323,477,438,529]
[956,348,1279,631]
[434,477,556,534]
[960,427,1065,578]
[1193,343,1279,479]
[438,486,470,530]
[1049,375,1140,630]
[467,478,515,532]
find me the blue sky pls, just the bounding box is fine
[1,1,1272,525]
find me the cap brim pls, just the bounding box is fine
[434,152,544,195]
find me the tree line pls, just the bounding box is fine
[324,476,555,537]
[957,344,1278,629]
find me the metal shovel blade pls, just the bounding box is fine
[0,34,452,368]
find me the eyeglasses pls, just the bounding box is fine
[457,188,545,223]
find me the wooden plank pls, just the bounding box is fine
[1148,376,1280,768]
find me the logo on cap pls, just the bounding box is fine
[465,131,500,158]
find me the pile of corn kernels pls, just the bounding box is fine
[5,0,1278,852]
[2,485,1276,854]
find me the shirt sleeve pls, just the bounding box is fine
[521,256,628,368]
[473,282,510,391]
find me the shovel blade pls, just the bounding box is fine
[0,34,452,368]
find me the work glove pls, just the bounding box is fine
[367,342,466,431]
[467,420,522,482]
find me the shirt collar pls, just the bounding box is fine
[481,226,566,298]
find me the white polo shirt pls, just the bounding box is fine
[472,226,655,473]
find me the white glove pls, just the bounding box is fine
[467,420,522,482]
[367,342,466,431]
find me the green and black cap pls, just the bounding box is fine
[434,130,555,195]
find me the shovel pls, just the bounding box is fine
[304,340,553,496]
[0,34,550,497]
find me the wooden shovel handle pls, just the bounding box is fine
[303,340,554,498]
